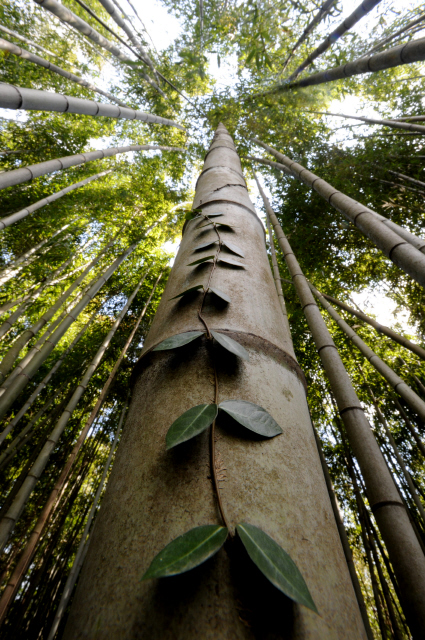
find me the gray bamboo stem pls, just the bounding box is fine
[0,23,69,64]
[0,83,183,130]
[365,12,425,55]
[286,0,382,81]
[393,396,425,458]
[307,110,425,134]
[249,153,425,253]
[0,170,111,230]
[0,38,129,107]
[0,144,185,191]
[259,186,425,637]
[252,140,425,285]
[47,398,128,640]
[0,272,146,551]
[310,283,425,422]
[387,168,425,189]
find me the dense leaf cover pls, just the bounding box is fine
[0,0,424,637]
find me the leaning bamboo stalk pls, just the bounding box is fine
[0,23,69,64]
[0,83,183,130]
[0,170,111,230]
[265,36,425,92]
[310,283,425,422]
[393,115,425,122]
[306,111,425,134]
[387,169,425,189]
[0,143,185,191]
[365,12,425,55]
[252,140,425,285]
[0,308,99,446]
[258,183,425,636]
[249,152,425,253]
[33,0,164,94]
[0,272,146,551]
[392,396,425,459]
[47,398,128,640]
[0,232,153,422]
[0,39,129,107]
[286,0,382,82]
[316,290,425,361]
[0,272,160,619]
[360,172,425,196]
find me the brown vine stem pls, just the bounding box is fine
[195,211,231,533]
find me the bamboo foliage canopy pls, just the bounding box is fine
[1,0,425,638]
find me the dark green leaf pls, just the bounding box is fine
[142,525,228,579]
[187,255,215,266]
[197,222,214,228]
[170,285,204,299]
[194,240,217,251]
[208,287,231,303]
[153,331,204,351]
[218,256,244,268]
[206,213,224,217]
[222,240,245,258]
[216,223,233,230]
[211,331,249,360]
[219,400,282,436]
[166,403,217,448]
[236,523,318,612]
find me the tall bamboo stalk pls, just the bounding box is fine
[0,83,183,129]
[387,168,425,189]
[266,36,425,91]
[315,289,425,361]
[0,271,147,552]
[393,396,425,458]
[285,0,382,82]
[258,180,425,637]
[307,110,425,134]
[46,397,128,640]
[0,144,185,190]
[365,12,425,55]
[0,234,151,421]
[0,39,129,107]
[0,23,69,63]
[249,152,425,254]
[253,140,425,286]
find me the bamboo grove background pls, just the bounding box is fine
[0,0,425,637]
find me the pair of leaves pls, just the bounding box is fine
[166,400,282,449]
[193,239,244,258]
[141,523,317,613]
[153,330,247,360]
[187,255,244,268]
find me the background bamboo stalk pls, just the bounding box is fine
[387,168,425,189]
[0,39,129,107]
[253,139,425,286]
[0,270,146,552]
[307,110,425,134]
[0,144,185,191]
[257,180,425,636]
[365,12,425,55]
[0,23,69,64]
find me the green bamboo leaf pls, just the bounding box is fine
[218,400,282,436]
[205,213,224,217]
[194,240,217,251]
[222,240,245,258]
[153,331,204,351]
[211,331,249,360]
[218,256,245,268]
[169,284,204,300]
[208,287,231,303]
[166,403,218,448]
[187,255,215,266]
[236,523,318,613]
[142,525,228,579]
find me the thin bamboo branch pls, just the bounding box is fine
[364,12,425,56]
[0,144,185,191]
[305,110,425,134]
[0,23,70,65]
[252,140,425,284]
[387,168,425,189]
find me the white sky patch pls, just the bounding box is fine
[162,237,181,266]
[123,0,182,52]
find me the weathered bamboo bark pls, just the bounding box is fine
[65,124,366,640]
[286,0,382,82]
[266,36,425,91]
[0,39,129,107]
[0,144,185,190]
[249,152,425,254]
[47,399,128,640]
[316,289,425,361]
[0,272,147,551]
[260,187,425,637]
[365,12,425,55]
[308,110,425,133]
[281,0,336,72]
[310,283,425,422]
[0,236,150,421]
[253,140,425,284]
[0,23,68,63]
[0,83,183,129]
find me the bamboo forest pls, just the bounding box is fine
[1,0,425,637]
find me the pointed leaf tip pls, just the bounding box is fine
[211,331,249,360]
[219,400,282,437]
[169,284,204,300]
[222,240,245,258]
[187,255,215,266]
[166,403,218,448]
[153,331,204,351]
[142,525,228,580]
[218,256,245,268]
[236,523,318,613]
[208,287,231,303]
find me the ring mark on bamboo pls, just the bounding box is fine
[317,343,337,354]
[371,500,405,513]
[339,406,364,416]
[302,302,317,311]
[63,96,70,112]
[13,85,24,109]
[203,146,239,162]
[388,241,408,260]
[195,165,246,189]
